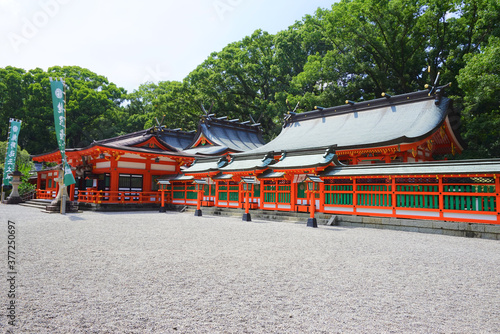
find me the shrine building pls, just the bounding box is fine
[32,86,500,224]
[32,114,265,207]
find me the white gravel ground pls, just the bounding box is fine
[1,204,499,333]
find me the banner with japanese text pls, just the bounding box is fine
[50,78,75,186]
[2,119,22,186]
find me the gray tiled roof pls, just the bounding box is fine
[94,127,195,152]
[183,158,221,174]
[182,145,230,156]
[219,153,274,172]
[271,149,340,170]
[158,130,195,151]
[245,90,451,155]
[186,117,265,155]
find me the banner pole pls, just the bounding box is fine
[61,78,67,214]
[2,120,9,203]
[2,123,6,203]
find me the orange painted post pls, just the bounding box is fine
[215,182,219,207]
[241,177,257,221]
[438,175,444,220]
[160,188,166,212]
[495,174,499,224]
[69,183,75,201]
[391,177,396,217]
[196,188,202,213]
[305,175,322,227]
[352,178,357,215]
[193,179,207,217]
[245,191,249,214]
[319,182,325,213]
[309,191,315,219]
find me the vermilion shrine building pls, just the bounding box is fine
[32,88,500,224]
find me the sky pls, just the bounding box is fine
[1,0,335,93]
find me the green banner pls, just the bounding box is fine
[2,119,22,186]
[50,79,75,186]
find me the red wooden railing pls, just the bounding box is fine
[77,190,161,204]
[36,189,57,199]
[34,171,499,225]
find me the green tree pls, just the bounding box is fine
[457,36,500,158]
[0,66,126,154]
[124,81,199,133]
[48,66,125,148]
[0,140,34,195]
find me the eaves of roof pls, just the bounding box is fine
[320,159,500,177]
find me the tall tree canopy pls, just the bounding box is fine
[0,66,126,154]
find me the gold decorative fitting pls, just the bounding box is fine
[427,140,434,151]
[412,148,417,158]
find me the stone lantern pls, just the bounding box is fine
[5,170,23,204]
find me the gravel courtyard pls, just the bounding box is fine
[1,204,499,333]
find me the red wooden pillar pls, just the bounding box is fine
[195,188,202,215]
[260,181,265,210]
[160,189,166,212]
[245,190,250,214]
[495,174,499,224]
[239,183,244,209]
[55,170,60,198]
[438,175,444,220]
[274,180,278,207]
[215,181,219,207]
[144,159,152,193]
[242,189,251,221]
[290,180,297,212]
[309,191,315,219]
[110,158,119,203]
[319,182,325,213]
[352,177,357,215]
[69,183,75,201]
[391,177,396,217]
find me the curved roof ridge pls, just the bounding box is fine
[238,89,454,156]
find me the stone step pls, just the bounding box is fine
[19,202,47,210]
[29,199,53,204]
[20,199,52,209]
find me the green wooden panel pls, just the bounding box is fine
[265,193,276,202]
[186,191,197,200]
[253,185,260,198]
[278,192,290,204]
[173,191,185,199]
[229,192,239,202]
[297,183,306,198]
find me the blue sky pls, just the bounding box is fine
[1,0,336,92]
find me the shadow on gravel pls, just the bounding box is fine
[68,215,86,221]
